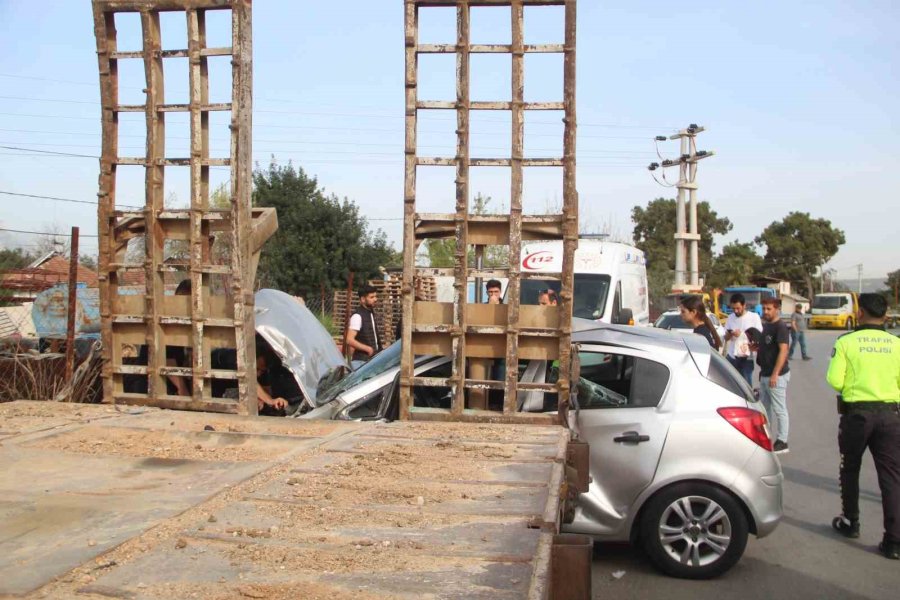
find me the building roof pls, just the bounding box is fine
[32,255,99,287]
[1,252,99,297]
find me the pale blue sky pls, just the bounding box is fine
[0,1,898,280]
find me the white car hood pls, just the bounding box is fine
[254,289,348,408]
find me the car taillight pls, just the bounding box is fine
[717,407,773,451]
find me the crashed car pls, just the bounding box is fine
[253,289,347,411]
[299,321,783,579]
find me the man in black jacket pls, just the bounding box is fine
[347,284,382,370]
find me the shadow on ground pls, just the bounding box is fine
[591,543,881,600]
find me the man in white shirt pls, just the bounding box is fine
[723,293,763,386]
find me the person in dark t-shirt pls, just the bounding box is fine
[751,297,791,453]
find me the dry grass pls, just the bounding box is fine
[0,341,102,403]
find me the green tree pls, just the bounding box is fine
[883,268,900,307]
[631,198,732,276]
[646,263,674,313]
[632,198,731,310]
[707,241,764,289]
[0,247,36,271]
[253,162,397,295]
[754,212,845,298]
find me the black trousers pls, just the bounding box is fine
[838,403,900,543]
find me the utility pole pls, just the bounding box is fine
[857,264,863,293]
[648,124,714,291]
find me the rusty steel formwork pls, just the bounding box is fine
[92,0,276,415]
[400,0,578,424]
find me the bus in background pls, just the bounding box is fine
[518,238,649,326]
[810,292,859,330]
[718,286,776,317]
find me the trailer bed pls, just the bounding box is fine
[0,401,568,600]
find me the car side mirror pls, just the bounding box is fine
[614,308,634,325]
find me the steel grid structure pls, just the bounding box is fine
[400,0,578,423]
[92,0,275,414]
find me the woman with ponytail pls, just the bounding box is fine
[679,295,723,351]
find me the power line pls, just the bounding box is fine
[0,128,658,155]
[0,144,97,158]
[0,190,142,209]
[0,94,666,136]
[0,110,658,140]
[0,76,676,130]
[0,148,648,168]
[0,227,97,238]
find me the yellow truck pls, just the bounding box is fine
[810,292,859,330]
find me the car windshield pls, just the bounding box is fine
[655,313,691,329]
[520,274,611,320]
[316,342,402,405]
[813,296,844,309]
[741,292,762,308]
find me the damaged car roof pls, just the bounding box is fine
[254,289,348,408]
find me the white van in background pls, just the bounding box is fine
[519,237,650,325]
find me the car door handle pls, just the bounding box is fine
[613,431,650,444]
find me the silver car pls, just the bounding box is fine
[302,321,783,579]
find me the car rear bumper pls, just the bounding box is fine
[732,450,783,538]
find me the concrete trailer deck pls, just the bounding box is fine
[0,401,569,600]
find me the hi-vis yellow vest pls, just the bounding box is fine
[826,326,900,402]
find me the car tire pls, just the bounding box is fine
[640,482,749,579]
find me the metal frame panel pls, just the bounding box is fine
[92,0,271,414]
[401,0,577,423]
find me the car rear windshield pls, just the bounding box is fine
[707,351,756,402]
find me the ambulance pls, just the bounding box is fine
[519,237,650,326]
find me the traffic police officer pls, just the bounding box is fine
[826,293,900,560]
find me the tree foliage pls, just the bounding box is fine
[631,198,732,277]
[884,268,900,307]
[754,212,845,297]
[0,247,36,271]
[253,163,398,296]
[707,242,764,289]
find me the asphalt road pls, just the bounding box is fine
[591,327,900,600]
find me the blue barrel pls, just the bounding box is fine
[32,284,101,338]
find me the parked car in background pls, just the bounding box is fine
[653,309,726,345]
[300,322,783,579]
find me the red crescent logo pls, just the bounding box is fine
[522,250,554,270]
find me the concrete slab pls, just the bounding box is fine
[0,401,567,599]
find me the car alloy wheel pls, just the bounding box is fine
[658,496,731,568]
[641,482,748,579]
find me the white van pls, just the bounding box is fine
[519,238,650,325]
